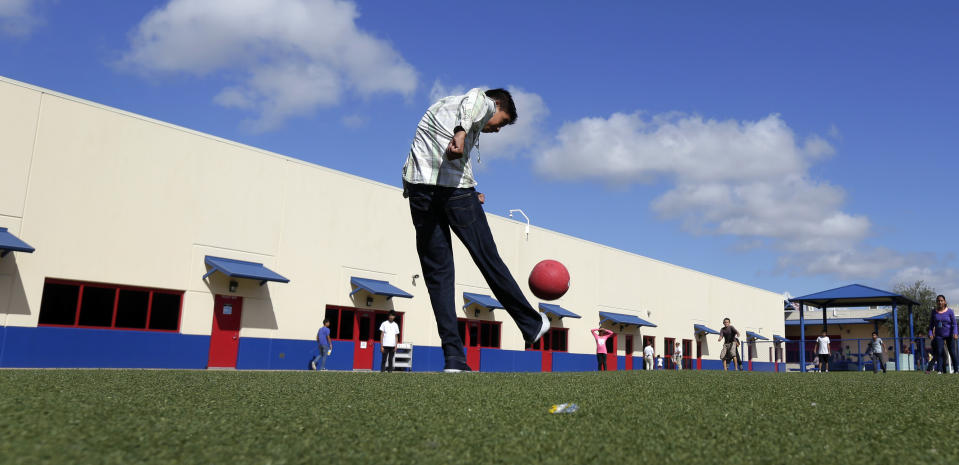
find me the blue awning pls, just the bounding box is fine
[0,227,34,258]
[463,293,503,310]
[694,324,719,335]
[203,255,290,286]
[350,277,413,299]
[599,311,657,328]
[773,335,790,343]
[540,303,581,319]
[746,331,769,341]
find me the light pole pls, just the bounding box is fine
[508,209,529,241]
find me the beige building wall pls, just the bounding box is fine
[0,75,784,361]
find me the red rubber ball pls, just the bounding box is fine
[528,259,570,301]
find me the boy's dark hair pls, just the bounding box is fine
[388,310,396,317]
[484,88,517,124]
[872,331,878,336]
[723,317,730,323]
[323,318,330,324]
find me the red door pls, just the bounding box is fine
[605,333,617,371]
[696,337,703,370]
[466,320,481,371]
[682,339,693,370]
[625,335,634,370]
[208,295,243,368]
[354,311,375,370]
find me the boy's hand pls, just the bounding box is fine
[446,130,466,160]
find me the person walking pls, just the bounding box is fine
[816,330,831,372]
[311,318,332,371]
[867,331,886,373]
[402,88,549,373]
[591,326,614,371]
[718,318,740,371]
[379,310,401,373]
[928,294,958,374]
[643,341,655,370]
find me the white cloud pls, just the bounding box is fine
[341,114,366,129]
[536,112,868,257]
[0,0,43,37]
[892,266,959,302]
[428,80,549,161]
[120,0,417,132]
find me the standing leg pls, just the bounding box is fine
[946,337,959,374]
[319,346,329,370]
[409,187,466,367]
[446,190,544,342]
[387,347,396,372]
[933,337,945,373]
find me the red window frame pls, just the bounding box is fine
[682,339,693,369]
[526,327,569,352]
[664,337,676,369]
[324,305,404,343]
[456,318,503,349]
[38,278,183,332]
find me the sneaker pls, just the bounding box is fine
[443,358,473,373]
[310,361,316,371]
[529,311,550,344]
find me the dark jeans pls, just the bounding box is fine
[406,183,541,364]
[870,352,886,373]
[596,353,607,371]
[932,336,958,373]
[381,346,396,372]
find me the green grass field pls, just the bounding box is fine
[1,369,957,464]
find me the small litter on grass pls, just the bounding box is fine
[549,403,579,414]
[811,402,817,407]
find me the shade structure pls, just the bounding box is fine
[463,293,503,310]
[0,227,34,258]
[203,255,289,286]
[350,277,413,299]
[539,303,581,319]
[598,311,656,328]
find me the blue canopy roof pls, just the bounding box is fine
[0,227,35,258]
[599,311,657,328]
[746,331,769,341]
[694,324,719,335]
[540,303,581,319]
[791,284,918,308]
[203,256,290,285]
[350,277,413,299]
[463,293,503,310]
[773,335,790,343]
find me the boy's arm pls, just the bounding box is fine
[446,88,489,158]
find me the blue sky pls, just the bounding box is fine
[2,0,957,300]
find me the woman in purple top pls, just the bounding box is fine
[927,295,958,374]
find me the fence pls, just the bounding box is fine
[780,337,956,372]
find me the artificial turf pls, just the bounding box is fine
[1,369,957,464]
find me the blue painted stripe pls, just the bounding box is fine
[0,326,208,368]
[480,348,541,372]
[550,352,597,372]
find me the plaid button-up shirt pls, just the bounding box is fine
[402,88,496,188]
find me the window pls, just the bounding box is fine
[457,319,501,349]
[38,282,80,325]
[115,289,149,329]
[526,328,567,352]
[37,279,182,332]
[324,306,401,342]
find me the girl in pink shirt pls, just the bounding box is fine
[592,328,614,371]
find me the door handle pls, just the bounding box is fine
[232,336,238,340]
